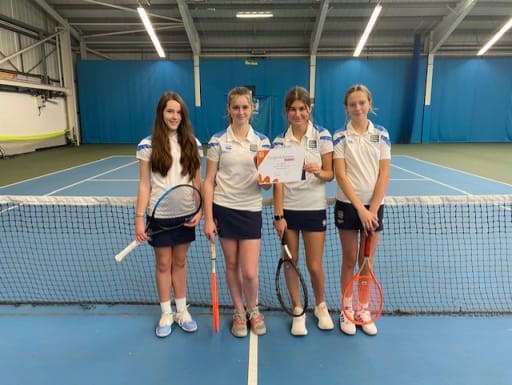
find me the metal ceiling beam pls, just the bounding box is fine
[310,0,330,55]
[430,0,478,54]
[33,0,81,40]
[80,0,181,23]
[176,0,201,55]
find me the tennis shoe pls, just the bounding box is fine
[314,302,334,330]
[248,307,267,336]
[231,309,248,338]
[174,308,198,333]
[291,307,307,336]
[356,310,378,336]
[339,309,356,335]
[155,312,173,338]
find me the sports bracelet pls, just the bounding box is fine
[135,212,145,217]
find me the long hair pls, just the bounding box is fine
[150,92,200,180]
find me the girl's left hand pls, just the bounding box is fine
[303,162,322,178]
[184,210,202,227]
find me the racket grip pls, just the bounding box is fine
[114,240,139,262]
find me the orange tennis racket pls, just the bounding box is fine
[210,242,220,332]
[342,233,384,325]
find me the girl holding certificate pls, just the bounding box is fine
[272,86,334,336]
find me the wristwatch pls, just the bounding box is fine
[274,215,285,221]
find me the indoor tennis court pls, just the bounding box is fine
[1,152,512,385]
[2,1,512,385]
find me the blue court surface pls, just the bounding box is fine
[1,155,512,385]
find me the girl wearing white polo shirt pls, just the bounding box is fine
[203,86,271,338]
[333,84,391,336]
[135,92,202,338]
[273,86,334,336]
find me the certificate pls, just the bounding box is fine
[257,146,305,184]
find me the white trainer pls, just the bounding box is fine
[339,309,356,335]
[356,310,378,336]
[314,302,334,330]
[291,307,307,336]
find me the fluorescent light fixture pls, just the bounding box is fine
[137,7,166,58]
[236,11,274,19]
[353,4,382,57]
[477,17,512,56]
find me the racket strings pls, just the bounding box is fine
[153,186,201,218]
[346,274,383,323]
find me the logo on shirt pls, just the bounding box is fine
[249,143,258,152]
[308,140,318,150]
[222,143,233,152]
[370,134,380,143]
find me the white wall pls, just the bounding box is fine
[0,91,67,155]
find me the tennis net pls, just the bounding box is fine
[1,194,511,314]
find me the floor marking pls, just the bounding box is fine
[247,331,258,385]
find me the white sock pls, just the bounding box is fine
[175,297,187,313]
[160,300,172,314]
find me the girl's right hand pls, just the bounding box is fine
[135,218,149,243]
[203,219,218,243]
[357,207,379,234]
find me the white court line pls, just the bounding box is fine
[0,155,136,189]
[247,332,258,385]
[391,178,425,181]
[44,161,138,196]
[391,164,472,195]
[89,179,138,182]
[396,155,512,188]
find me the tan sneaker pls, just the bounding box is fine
[248,307,267,335]
[314,302,334,330]
[231,309,248,338]
[291,307,307,336]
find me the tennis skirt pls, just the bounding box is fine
[284,209,327,232]
[213,203,262,239]
[147,216,196,247]
[334,200,384,231]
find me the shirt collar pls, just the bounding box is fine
[346,120,375,136]
[284,121,314,143]
[226,125,256,143]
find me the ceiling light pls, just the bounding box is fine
[353,4,382,57]
[477,17,512,56]
[137,7,166,58]
[236,11,274,19]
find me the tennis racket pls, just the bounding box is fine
[275,232,308,317]
[115,184,202,262]
[210,242,220,332]
[342,233,384,325]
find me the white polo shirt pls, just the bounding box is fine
[136,135,202,215]
[333,121,391,205]
[272,122,333,210]
[207,125,271,211]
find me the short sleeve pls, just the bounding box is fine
[207,135,221,162]
[318,128,333,155]
[136,136,152,161]
[332,130,346,160]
